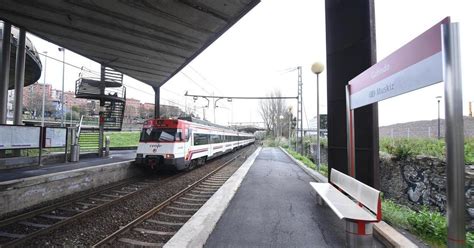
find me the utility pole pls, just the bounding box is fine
[296,66,303,154]
[59,47,65,127]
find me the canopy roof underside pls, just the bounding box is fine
[0,0,259,87]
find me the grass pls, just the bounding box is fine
[104,131,140,147]
[284,148,328,177]
[382,199,474,247]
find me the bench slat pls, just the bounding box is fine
[310,182,377,222]
[331,169,381,214]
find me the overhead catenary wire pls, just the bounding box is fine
[187,65,223,95]
[181,71,212,95]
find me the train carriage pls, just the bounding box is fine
[135,117,255,171]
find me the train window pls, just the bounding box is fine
[140,128,177,142]
[176,130,182,141]
[194,133,209,145]
[210,134,220,144]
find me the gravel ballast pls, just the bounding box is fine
[21,145,257,247]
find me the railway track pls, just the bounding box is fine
[0,174,180,247]
[93,149,248,247]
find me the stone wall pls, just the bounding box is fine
[379,153,474,230]
[308,144,473,229]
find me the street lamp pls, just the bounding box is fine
[41,51,48,127]
[58,47,65,127]
[311,62,325,170]
[436,96,442,139]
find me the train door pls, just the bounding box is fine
[184,128,192,157]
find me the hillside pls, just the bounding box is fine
[379,116,474,138]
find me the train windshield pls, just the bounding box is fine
[140,128,177,142]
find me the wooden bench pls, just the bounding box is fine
[310,169,382,247]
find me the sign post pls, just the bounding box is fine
[346,17,465,246]
[442,23,465,248]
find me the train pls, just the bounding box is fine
[135,117,255,171]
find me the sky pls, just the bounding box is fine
[21,0,473,127]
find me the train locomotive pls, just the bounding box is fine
[135,117,255,171]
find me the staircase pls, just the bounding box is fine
[75,67,126,131]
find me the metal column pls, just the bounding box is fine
[442,23,466,248]
[154,86,160,118]
[13,28,26,125]
[98,66,105,157]
[325,0,379,187]
[0,22,11,124]
[296,66,303,153]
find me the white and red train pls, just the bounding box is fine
[135,117,255,170]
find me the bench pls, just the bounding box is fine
[310,169,382,247]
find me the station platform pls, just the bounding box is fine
[166,147,379,247]
[0,150,136,182]
[206,147,346,247]
[0,150,138,216]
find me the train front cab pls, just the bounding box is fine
[135,120,191,171]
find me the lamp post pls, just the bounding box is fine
[436,96,442,139]
[41,51,48,127]
[311,62,325,170]
[58,47,65,127]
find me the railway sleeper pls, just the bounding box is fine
[100,193,121,198]
[190,189,215,194]
[174,201,202,206]
[118,238,164,247]
[158,212,193,218]
[185,193,210,198]
[19,221,51,228]
[146,219,185,226]
[39,214,69,220]
[0,231,25,239]
[180,197,207,202]
[167,206,200,212]
[201,182,224,187]
[58,207,84,213]
[133,228,176,236]
[88,197,112,202]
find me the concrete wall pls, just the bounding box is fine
[0,161,140,216]
[379,153,473,230]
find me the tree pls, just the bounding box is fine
[23,92,56,119]
[258,90,287,137]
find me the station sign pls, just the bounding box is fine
[349,17,450,109]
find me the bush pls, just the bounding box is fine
[383,200,474,247]
[407,207,447,245]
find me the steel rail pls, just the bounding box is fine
[92,148,246,247]
[0,174,181,248]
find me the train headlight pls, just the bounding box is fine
[136,154,143,158]
[165,154,175,159]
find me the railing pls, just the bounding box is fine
[75,77,126,100]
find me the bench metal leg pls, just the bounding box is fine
[345,220,373,248]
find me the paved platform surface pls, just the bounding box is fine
[0,150,135,182]
[205,147,346,248]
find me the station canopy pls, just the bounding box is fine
[0,0,259,87]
